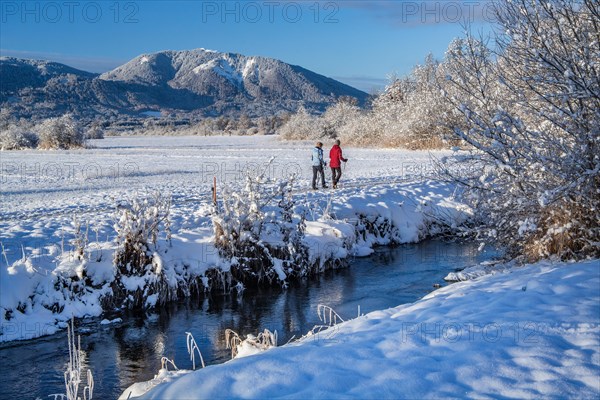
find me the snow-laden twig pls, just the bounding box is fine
[301,305,347,339]
[317,304,345,326]
[62,317,94,400]
[225,329,243,359]
[83,370,94,400]
[160,357,178,371]
[0,241,9,268]
[185,332,205,370]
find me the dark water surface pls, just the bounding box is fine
[0,240,496,399]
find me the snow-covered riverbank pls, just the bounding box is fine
[124,258,600,399]
[1,136,467,342]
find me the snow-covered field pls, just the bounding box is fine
[125,258,600,399]
[1,135,454,342]
[1,135,439,240]
[1,135,437,224]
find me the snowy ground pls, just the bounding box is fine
[125,259,600,399]
[1,135,455,342]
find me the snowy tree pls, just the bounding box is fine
[366,55,463,149]
[278,106,323,140]
[0,108,16,129]
[441,0,600,260]
[321,97,361,139]
[326,56,461,149]
[36,114,85,149]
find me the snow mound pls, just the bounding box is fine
[444,260,515,281]
[128,259,600,399]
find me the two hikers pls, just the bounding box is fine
[311,140,348,190]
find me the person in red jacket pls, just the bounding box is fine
[329,139,348,189]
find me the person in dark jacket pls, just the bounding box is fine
[311,142,328,190]
[329,140,348,189]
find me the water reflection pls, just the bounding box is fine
[0,240,496,399]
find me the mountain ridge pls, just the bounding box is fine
[0,49,368,123]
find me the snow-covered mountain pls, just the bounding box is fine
[0,57,96,92]
[101,49,365,104]
[0,50,368,121]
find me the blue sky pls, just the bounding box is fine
[0,1,494,92]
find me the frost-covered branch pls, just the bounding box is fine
[440,0,600,260]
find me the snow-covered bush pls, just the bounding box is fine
[320,97,361,139]
[84,125,104,140]
[0,124,38,150]
[441,0,600,260]
[212,160,307,287]
[278,106,322,140]
[69,221,90,262]
[36,114,85,149]
[110,193,173,308]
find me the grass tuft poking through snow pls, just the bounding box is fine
[185,332,205,370]
[225,328,278,359]
[160,357,178,372]
[225,328,243,359]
